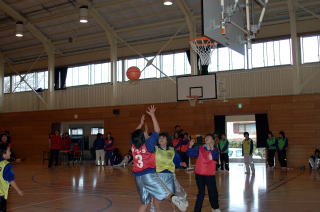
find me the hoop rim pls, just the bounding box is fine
[186,95,201,100]
[189,36,217,45]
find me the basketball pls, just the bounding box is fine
[126,66,141,81]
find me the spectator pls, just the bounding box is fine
[1,133,16,162]
[112,148,123,165]
[174,125,183,135]
[213,133,220,171]
[309,149,320,170]
[0,134,8,145]
[4,131,11,145]
[61,132,71,150]
[179,132,190,167]
[266,131,276,168]
[242,132,255,175]
[48,130,62,168]
[93,133,105,166]
[277,131,288,169]
[105,132,114,166]
[114,149,133,166]
[218,133,229,172]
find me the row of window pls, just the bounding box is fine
[69,127,104,136]
[3,35,320,93]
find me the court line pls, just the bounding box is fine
[8,195,77,211]
[31,175,114,212]
[33,205,82,212]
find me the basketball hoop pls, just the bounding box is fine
[186,95,200,107]
[189,37,217,66]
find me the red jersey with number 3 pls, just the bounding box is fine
[131,144,155,173]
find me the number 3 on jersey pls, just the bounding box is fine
[135,154,144,168]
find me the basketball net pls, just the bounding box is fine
[186,95,200,107]
[189,37,217,66]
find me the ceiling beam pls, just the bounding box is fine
[295,1,320,21]
[0,0,55,53]
[176,0,196,37]
[2,18,191,55]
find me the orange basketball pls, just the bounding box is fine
[126,66,141,81]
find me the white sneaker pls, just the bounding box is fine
[171,196,188,212]
[212,209,221,212]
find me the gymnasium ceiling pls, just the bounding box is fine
[0,0,320,73]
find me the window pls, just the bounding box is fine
[251,39,292,68]
[69,128,83,136]
[10,71,48,93]
[91,128,104,135]
[117,60,123,82]
[123,52,191,81]
[66,62,111,87]
[233,123,256,135]
[4,76,11,93]
[209,38,292,71]
[301,34,320,64]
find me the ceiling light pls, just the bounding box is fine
[163,0,173,6]
[15,21,23,37]
[79,6,88,23]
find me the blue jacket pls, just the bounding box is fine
[187,145,219,160]
[93,138,105,150]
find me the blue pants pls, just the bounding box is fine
[135,173,170,204]
[157,172,175,194]
[105,150,113,166]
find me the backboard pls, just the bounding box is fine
[202,0,245,55]
[177,74,217,101]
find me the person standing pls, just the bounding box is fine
[105,132,114,166]
[266,131,276,168]
[187,134,221,212]
[213,133,220,171]
[242,132,255,175]
[48,130,62,168]
[218,133,229,172]
[277,131,288,169]
[93,133,105,166]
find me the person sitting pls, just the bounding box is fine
[114,149,133,166]
[112,148,123,165]
[309,149,320,169]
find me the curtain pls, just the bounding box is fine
[214,115,226,135]
[54,66,68,90]
[255,113,269,148]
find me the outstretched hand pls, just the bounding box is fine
[146,105,156,116]
[189,139,195,148]
[140,114,145,124]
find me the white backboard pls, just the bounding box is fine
[177,74,217,101]
[203,0,245,55]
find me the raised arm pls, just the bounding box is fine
[187,139,199,158]
[146,105,160,133]
[136,114,145,130]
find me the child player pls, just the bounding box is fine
[0,143,23,212]
[187,134,221,212]
[151,132,188,211]
[131,106,187,212]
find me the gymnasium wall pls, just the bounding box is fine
[0,93,319,168]
[2,63,320,112]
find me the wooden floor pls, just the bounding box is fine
[7,162,320,212]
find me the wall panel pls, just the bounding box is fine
[1,94,320,169]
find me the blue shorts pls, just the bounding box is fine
[135,172,170,204]
[157,172,175,194]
